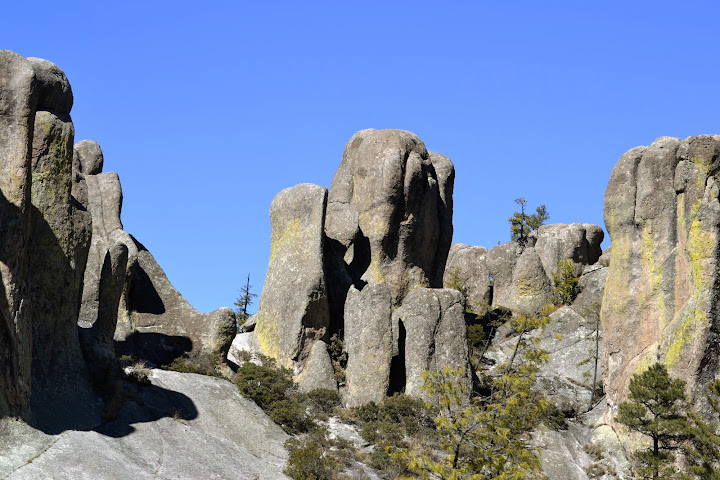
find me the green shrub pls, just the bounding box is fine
[269,398,315,434]
[162,352,221,377]
[551,258,579,305]
[284,435,342,480]
[284,427,355,480]
[234,361,295,410]
[305,388,341,416]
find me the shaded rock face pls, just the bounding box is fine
[601,135,720,416]
[255,183,330,370]
[253,129,465,406]
[28,105,99,429]
[0,50,100,426]
[0,51,234,425]
[115,242,236,366]
[0,50,36,418]
[487,223,604,315]
[443,243,491,311]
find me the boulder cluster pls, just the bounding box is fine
[0,50,235,428]
[234,129,469,406]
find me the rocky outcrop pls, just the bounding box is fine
[255,184,330,370]
[71,141,235,368]
[0,50,101,427]
[325,129,453,307]
[251,129,466,406]
[0,369,290,480]
[0,50,37,419]
[601,135,720,417]
[77,151,136,378]
[296,340,338,393]
[487,265,607,414]
[28,98,99,429]
[443,243,491,311]
[394,288,471,400]
[0,51,235,427]
[116,243,236,365]
[343,284,393,407]
[487,223,604,315]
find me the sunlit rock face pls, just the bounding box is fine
[601,135,720,418]
[252,129,467,406]
[254,183,330,371]
[487,223,603,315]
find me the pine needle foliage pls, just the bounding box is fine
[684,380,720,479]
[395,305,561,480]
[617,363,692,480]
[508,198,548,249]
[550,259,579,305]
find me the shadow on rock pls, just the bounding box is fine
[93,381,199,438]
[115,331,193,367]
[28,371,199,437]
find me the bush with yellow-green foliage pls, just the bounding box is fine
[394,305,563,480]
[551,258,579,305]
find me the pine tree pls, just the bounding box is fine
[550,258,579,305]
[617,363,691,479]
[509,198,549,249]
[395,305,559,479]
[234,272,257,332]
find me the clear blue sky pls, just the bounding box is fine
[5,2,720,313]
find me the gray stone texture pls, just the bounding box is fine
[487,224,604,315]
[26,57,73,114]
[77,167,136,378]
[0,50,36,419]
[325,129,453,307]
[344,284,393,407]
[486,266,607,414]
[601,135,720,418]
[116,243,236,365]
[28,107,100,430]
[443,243,491,312]
[394,287,471,399]
[296,340,338,393]
[1,370,290,480]
[254,183,330,370]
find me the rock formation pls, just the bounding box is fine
[487,223,603,315]
[0,50,234,428]
[325,129,453,307]
[443,243,491,311]
[1,369,291,480]
[394,287,471,400]
[602,135,720,417]
[254,183,329,371]
[0,50,38,420]
[251,129,468,405]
